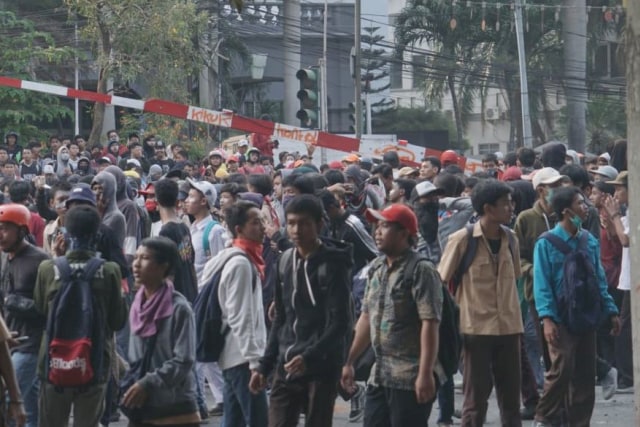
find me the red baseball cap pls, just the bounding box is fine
[329,160,344,170]
[366,204,418,236]
[440,150,459,164]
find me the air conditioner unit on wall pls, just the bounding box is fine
[485,108,499,120]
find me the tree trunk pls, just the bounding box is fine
[447,73,464,149]
[562,0,587,152]
[88,5,112,147]
[89,70,107,147]
[624,0,640,422]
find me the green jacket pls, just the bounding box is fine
[34,250,127,383]
[513,200,557,302]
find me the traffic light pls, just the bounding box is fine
[296,67,320,128]
[348,100,365,134]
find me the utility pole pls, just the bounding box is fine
[625,0,640,423]
[562,0,587,153]
[319,0,329,164]
[354,0,362,139]
[513,0,532,149]
[284,1,301,125]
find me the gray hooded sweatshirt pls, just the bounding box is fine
[56,145,72,178]
[105,166,140,261]
[92,171,126,247]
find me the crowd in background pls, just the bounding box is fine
[0,128,631,427]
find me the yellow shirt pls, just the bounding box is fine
[438,222,524,335]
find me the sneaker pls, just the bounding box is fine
[348,385,365,423]
[208,403,224,417]
[437,423,453,427]
[617,381,634,394]
[531,422,551,427]
[453,409,462,419]
[601,367,618,400]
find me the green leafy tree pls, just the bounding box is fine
[65,0,208,146]
[361,24,394,117]
[555,94,626,153]
[0,11,73,141]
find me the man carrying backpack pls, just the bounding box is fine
[438,180,523,427]
[0,204,51,427]
[341,203,445,427]
[200,200,267,427]
[185,178,226,416]
[532,187,620,427]
[33,206,127,427]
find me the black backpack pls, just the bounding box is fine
[403,251,461,378]
[450,224,516,294]
[540,231,603,335]
[46,257,105,387]
[194,251,256,363]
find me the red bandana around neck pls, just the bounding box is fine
[232,238,266,282]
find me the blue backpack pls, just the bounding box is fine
[194,251,256,362]
[46,257,105,387]
[540,231,603,335]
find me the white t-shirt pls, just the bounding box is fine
[618,213,630,291]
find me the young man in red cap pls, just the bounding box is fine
[341,203,445,427]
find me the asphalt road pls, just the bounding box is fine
[111,384,635,426]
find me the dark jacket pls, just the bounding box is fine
[329,213,378,273]
[34,250,127,383]
[514,200,557,302]
[258,239,353,380]
[2,244,50,354]
[34,190,129,277]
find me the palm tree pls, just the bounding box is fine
[394,0,490,148]
[395,0,568,150]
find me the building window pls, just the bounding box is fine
[478,143,500,155]
[390,57,403,89]
[592,42,623,78]
[412,55,427,89]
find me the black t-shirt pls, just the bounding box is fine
[159,221,197,304]
[2,244,50,353]
[152,158,175,175]
[20,162,41,182]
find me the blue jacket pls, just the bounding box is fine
[533,224,618,323]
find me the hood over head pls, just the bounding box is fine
[56,145,71,177]
[92,171,119,213]
[104,165,129,201]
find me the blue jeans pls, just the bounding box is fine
[12,352,39,427]
[221,364,267,427]
[523,304,544,388]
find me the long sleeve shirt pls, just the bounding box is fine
[533,224,618,324]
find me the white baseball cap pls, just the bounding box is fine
[531,167,569,190]
[415,181,445,198]
[187,178,217,208]
[591,165,618,181]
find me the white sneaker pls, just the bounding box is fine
[531,421,551,427]
[602,367,618,400]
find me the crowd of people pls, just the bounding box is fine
[0,128,631,427]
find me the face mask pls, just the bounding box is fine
[59,153,70,161]
[568,209,582,230]
[570,215,582,229]
[145,199,158,213]
[545,188,554,206]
